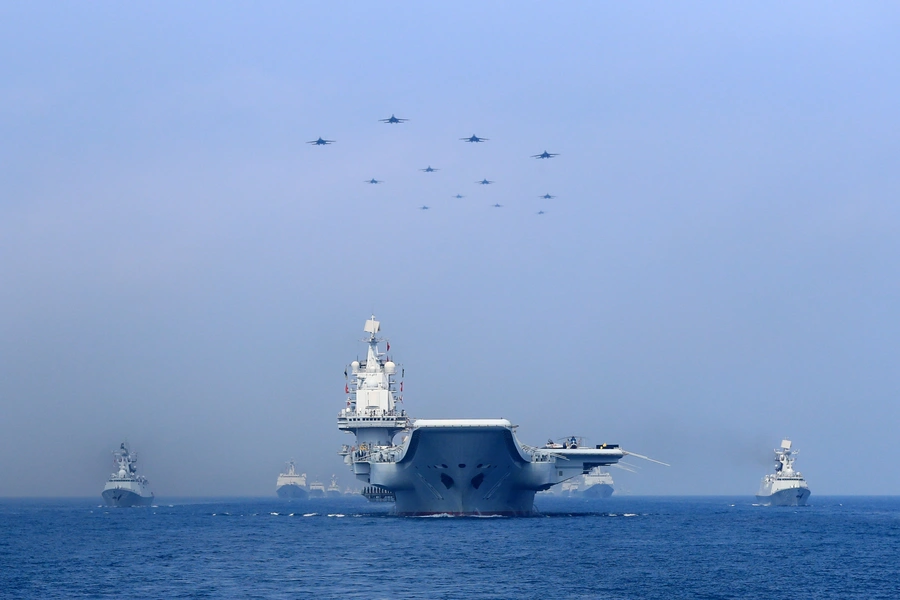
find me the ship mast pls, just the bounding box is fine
[774,439,800,477]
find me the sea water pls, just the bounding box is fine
[2,496,898,599]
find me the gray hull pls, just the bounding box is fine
[276,484,308,499]
[102,488,153,507]
[582,483,614,498]
[367,426,558,515]
[756,488,810,506]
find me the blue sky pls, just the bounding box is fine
[1,2,899,495]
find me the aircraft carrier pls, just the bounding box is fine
[337,317,631,516]
[101,443,154,507]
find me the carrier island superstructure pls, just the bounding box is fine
[756,439,810,506]
[338,317,627,515]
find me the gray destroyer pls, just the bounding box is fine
[338,317,632,516]
[756,439,810,506]
[102,443,154,507]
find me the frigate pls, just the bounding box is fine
[756,439,810,506]
[326,475,342,497]
[276,460,308,499]
[101,443,154,507]
[337,317,647,516]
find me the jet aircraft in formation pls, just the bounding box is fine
[315,117,560,213]
[379,114,408,124]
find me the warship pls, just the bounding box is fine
[101,443,154,507]
[276,460,308,499]
[337,317,649,516]
[581,468,615,498]
[326,475,342,497]
[308,479,326,497]
[756,439,810,506]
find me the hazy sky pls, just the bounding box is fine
[2,2,899,497]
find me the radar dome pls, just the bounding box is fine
[384,361,396,375]
[351,361,360,373]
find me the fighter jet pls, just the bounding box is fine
[532,151,559,159]
[540,193,556,199]
[492,203,503,208]
[419,205,430,210]
[379,114,408,124]
[453,194,465,199]
[461,134,488,143]
[307,137,335,145]
[419,166,440,173]
[477,179,494,185]
[365,178,382,184]
[537,210,546,215]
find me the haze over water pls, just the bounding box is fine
[2,3,899,497]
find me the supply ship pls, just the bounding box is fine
[756,439,810,506]
[337,317,641,516]
[276,460,308,499]
[101,443,154,507]
[581,468,615,498]
[308,479,326,497]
